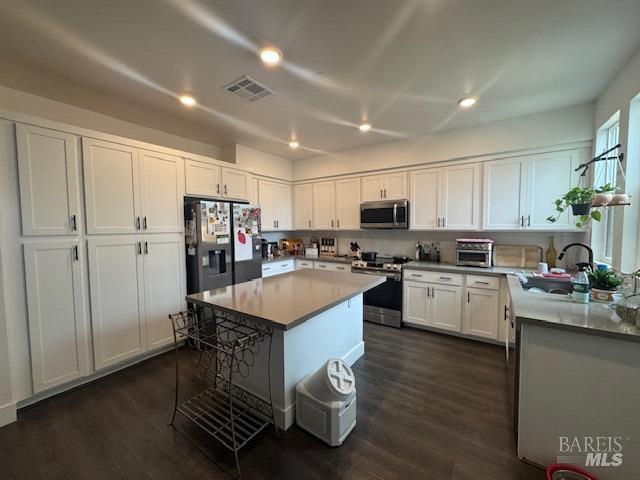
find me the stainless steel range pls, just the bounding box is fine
[351,256,410,328]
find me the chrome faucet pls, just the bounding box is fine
[558,243,594,271]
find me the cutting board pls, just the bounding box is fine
[493,245,542,268]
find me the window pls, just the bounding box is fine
[593,116,620,264]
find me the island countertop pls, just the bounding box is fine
[507,274,640,342]
[186,269,385,330]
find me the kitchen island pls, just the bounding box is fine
[507,275,640,479]
[185,269,385,430]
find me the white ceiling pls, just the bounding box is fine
[1,0,639,159]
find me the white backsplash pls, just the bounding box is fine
[263,229,591,270]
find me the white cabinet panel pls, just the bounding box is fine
[313,181,336,230]
[442,163,480,230]
[410,169,441,229]
[361,175,385,202]
[483,158,527,230]
[464,287,499,339]
[139,150,183,233]
[335,178,361,230]
[262,259,294,277]
[430,284,462,332]
[221,166,249,200]
[384,172,408,200]
[143,234,185,350]
[403,280,431,326]
[276,183,292,230]
[527,152,579,230]
[88,236,146,370]
[83,138,140,234]
[185,159,220,197]
[17,124,81,236]
[259,180,292,231]
[24,241,90,392]
[249,176,259,205]
[293,184,313,230]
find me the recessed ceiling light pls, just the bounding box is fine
[288,140,299,149]
[359,122,372,132]
[179,95,196,107]
[458,96,478,108]
[259,46,283,66]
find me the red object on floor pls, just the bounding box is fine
[546,464,598,479]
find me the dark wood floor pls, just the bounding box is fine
[0,324,544,480]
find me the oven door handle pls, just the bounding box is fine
[352,269,401,280]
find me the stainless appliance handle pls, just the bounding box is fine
[393,203,397,226]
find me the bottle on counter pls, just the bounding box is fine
[546,236,557,269]
[571,270,590,304]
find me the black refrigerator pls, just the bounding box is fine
[184,198,262,294]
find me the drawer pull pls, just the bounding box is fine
[337,266,345,270]
[438,276,452,280]
[264,267,271,271]
[280,263,288,267]
[410,273,423,277]
[474,281,490,285]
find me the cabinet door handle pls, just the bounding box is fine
[467,291,470,303]
[137,242,142,255]
[380,189,383,199]
[72,245,79,261]
[384,188,387,198]
[432,287,435,298]
[520,215,524,227]
[527,215,531,227]
[217,183,220,195]
[504,305,509,320]
[437,217,440,228]
[144,241,149,255]
[71,214,77,231]
[331,219,334,228]
[143,216,148,230]
[136,216,141,230]
[224,184,228,196]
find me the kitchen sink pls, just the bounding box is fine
[521,276,573,295]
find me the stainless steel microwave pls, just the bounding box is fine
[360,200,409,229]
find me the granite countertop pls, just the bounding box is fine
[262,255,356,265]
[404,261,533,277]
[187,269,385,330]
[507,275,640,342]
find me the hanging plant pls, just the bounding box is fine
[546,184,617,228]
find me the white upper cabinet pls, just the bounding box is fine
[184,159,220,197]
[24,240,90,392]
[526,151,579,230]
[143,234,185,350]
[259,179,292,231]
[313,181,336,229]
[410,168,441,229]
[442,163,481,230]
[483,151,582,230]
[293,184,313,230]
[139,150,184,233]
[335,178,361,230]
[249,176,259,205]
[88,236,146,370]
[17,124,81,236]
[361,172,408,201]
[83,138,141,234]
[483,158,527,230]
[221,166,249,200]
[410,163,480,230]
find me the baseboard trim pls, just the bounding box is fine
[0,401,17,428]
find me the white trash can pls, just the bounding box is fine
[295,358,357,446]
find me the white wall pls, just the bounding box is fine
[594,47,640,272]
[0,85,222,160]
[294,103,594,181]
[223,143,293,181]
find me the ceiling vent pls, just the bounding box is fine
[223,75,274,102]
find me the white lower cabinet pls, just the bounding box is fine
[262,259,294,278]
[464,287,499,339]
[294,259,314,270]
[403,280,431,326]
[430,284,462,332]
[23,240,91,393]
[88,234,185,370]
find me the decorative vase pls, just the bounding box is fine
[571,203,591,215]
[545,236,557,269]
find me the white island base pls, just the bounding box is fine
[233,295,364,429]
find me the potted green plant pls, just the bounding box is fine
[588,268,623,302]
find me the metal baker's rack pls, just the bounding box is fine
[168,307,279,478]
